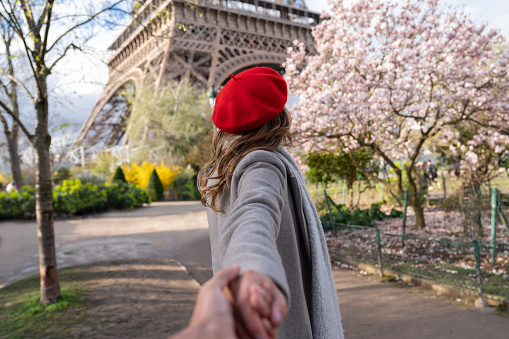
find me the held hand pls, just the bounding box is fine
[230,269,288,339]
[171,265,241,339]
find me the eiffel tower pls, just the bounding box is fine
[75,0,319,148]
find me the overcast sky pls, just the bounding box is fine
[51,0,509,140]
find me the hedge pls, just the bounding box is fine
[0,179,150,220]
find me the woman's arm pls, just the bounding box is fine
[218,152,290,338]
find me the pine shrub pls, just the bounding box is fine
[148,169,164,201]
[112,166,127,184]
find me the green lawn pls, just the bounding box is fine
[0,268,89,339]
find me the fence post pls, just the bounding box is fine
[376,227,384,277]
[491,188,497,266]
[497,202,509,234]
[473,239,485,307]
[80,145,85,168]
[401,190,409,248]
[324,190,334,225]
[442,174,446,198]
[342,180,346,205]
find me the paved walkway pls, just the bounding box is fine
[1,202,508,338]
[333,267,509,339]
[0,202,211,287]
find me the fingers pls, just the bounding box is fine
[269,286,288,328]
[262,318,278,339]
[248,285,271,318]
[236,296,267,339]
[234,312,252,339]
[207,265,241,289]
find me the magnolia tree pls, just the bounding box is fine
[285,0,509,228]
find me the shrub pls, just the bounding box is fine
[148,169,164,201]
[156,164,180,190]
[317,200,395,227]
[0,180,150,220]
[0,186,35,219]
[122,161,180,190]
[105,183,149,209]
[173,168,201,201]
[53,180,107,215]
[389,208,403,218]
[53,167,73,184]
[369,203,386,221]
[112,166,127,184]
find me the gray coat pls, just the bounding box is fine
[207,150,340,338]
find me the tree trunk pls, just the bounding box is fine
[4,29,22,188]
[409,193,426,229]
[6,128,22,188]
[406,165,426,229]
[34,76,60,305]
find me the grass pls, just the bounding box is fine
[0,267,90,339]
[309,172,509,207]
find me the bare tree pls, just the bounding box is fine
[0,22,22,188]
[0,0,129,304]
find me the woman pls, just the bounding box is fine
[198,67,344,339]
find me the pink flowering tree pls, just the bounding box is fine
[285,0,509,228]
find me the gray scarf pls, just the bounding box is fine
[273,146,344,339]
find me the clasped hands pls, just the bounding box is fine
[172,265,289,339]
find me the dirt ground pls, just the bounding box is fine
[63,259,200,339]
[33,260,509,339]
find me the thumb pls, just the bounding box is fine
[207,265,241,289]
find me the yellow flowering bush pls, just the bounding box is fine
[0,172,9,187]
[156,164,181,190]
[122,161,180,190]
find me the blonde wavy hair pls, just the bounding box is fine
[198,107,292,212]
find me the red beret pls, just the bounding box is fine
[212,67,288,134]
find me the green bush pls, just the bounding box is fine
[112,166,127,184]
[53,180,108,215]
[53,167,72,184]
[389,208,403,218]
[105,183,149,209]
[173,168,201,201]
[318,200,395,227]
[148,169,164,201]
[0,180,150,220]
[0,186,36,219]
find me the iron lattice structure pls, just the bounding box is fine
[76,0,319,148]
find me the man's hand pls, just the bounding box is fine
[170,265,241,339]
[230,269,289,339]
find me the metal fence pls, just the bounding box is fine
[325,223,509,304]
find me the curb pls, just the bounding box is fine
[332,254,508,310]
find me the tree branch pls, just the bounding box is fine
[348,149,399,192]
[0,2,44,96]
[0,111,9,133]
[0,101,33,141]
[0,71,35,102]
[0,78,10,98]
[46,0,125,55]
[18,0,36,31]
[48,43,80,72]
[40,0,54,58]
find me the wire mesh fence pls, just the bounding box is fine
[318,176,509,303]
[325,223,509,303]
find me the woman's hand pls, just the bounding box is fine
[230,269,289,339]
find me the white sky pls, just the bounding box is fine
[41,0,509,138]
